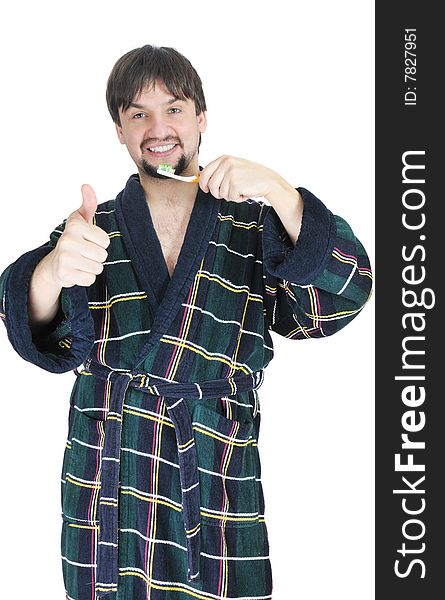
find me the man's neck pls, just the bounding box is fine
[138,164,200,214]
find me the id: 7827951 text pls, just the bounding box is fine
[404,29,417,106]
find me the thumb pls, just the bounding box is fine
[78,184,98,224]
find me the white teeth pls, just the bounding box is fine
[148,144,176,153]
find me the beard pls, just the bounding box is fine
[141,147,193,180]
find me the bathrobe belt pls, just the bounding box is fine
[78,358,264,597]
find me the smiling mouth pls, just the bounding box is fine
[145,143,178,154]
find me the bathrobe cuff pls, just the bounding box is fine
[262,187,337,285]
[3,244,95,373]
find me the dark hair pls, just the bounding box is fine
[106,45,207,126]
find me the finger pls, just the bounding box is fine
[228,182,248,202]
[57,255,104,288]
[199,156,225,193]
[79,184,98,224]
[206,167,226,200]
[219,175,232,201]
[73,255,105,276]
[78,239,109,263]
[81,224,111,249]
[68,270,97,288]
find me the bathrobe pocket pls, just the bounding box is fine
[192,403,259,528]
[61,399,105,526]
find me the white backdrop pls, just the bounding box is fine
[0,1,374,598]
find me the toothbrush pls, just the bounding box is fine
[157,163,200,183]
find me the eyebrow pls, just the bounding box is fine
[128,97,184,110]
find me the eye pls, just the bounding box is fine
[132,112,146,119]
[169,107,181,114]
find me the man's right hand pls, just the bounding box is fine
[28,184,109,330]
[44,184,110,288]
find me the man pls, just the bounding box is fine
[0,45,372,600]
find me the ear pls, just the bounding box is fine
[115,122,125,145]
[197,111,207,134]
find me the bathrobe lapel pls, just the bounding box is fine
[115,171,220,366]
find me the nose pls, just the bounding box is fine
[144,113,175,142]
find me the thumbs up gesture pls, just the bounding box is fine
[45,184,110,288]
[74,184,99,225]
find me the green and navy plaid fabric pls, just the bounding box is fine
[0,173,372,600]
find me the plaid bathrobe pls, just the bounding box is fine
[0,171,372,600]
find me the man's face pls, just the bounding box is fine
[115,79,207,179]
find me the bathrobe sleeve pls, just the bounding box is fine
[261,187,373,339]
[0,219,95,373]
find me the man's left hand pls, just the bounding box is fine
[199,155,281,202]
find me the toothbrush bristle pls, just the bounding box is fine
[159,163,176,174]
